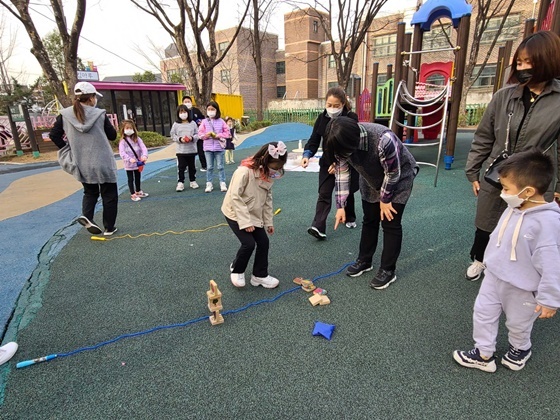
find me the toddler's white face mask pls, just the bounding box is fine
[124,129,134,136]
[500,187,527,208]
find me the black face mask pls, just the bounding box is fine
[516,69,533,84]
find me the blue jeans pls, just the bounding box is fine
[204,150,226,183]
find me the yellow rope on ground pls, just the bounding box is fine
[89,209,281,241]
[90,223,228,241]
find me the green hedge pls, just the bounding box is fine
[111,131,169,149]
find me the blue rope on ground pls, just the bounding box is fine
[16,262,352,369]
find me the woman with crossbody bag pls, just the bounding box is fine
[119,120,149,202]
[465,31,560,281]
[198,100,230,193]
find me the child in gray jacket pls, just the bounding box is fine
[454,150,560,373]
[170,104,199,191]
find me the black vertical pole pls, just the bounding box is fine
[6,105,23,156]
[21,104,40,157]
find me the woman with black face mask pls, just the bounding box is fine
[464,31,560,282]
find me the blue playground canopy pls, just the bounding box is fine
[411,0,472,31]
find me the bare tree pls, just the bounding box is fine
[132,37,173,81]
[0,11,19,96]
[464,0,517,94]
[246,0,278,120]
[215,51,241,94]
[130,0,251,107]
[0,0,86,107]
[288,0,389,90]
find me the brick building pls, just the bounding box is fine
[161,0,538,111]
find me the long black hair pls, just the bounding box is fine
[323,116,361,165]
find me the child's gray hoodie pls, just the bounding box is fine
[484,201,560,309]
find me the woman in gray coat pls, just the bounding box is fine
[465,31,560,281]
[49,82,118,236]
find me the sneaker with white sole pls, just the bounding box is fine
[370,268,396,290]
[345,222,357,228]
[453,348,496,373]
[346,260,373,277]
[230,272,246,287]
[136,191,149,198]
[190,181,199,189]
[205,182,213,193]
[176,182,185,192]
[250,274,280,288]
[220,182,228,192]
[466,260,485,281]
[0,342,18,366]
[103,228,118,236]
[131,193,141,202]
[307,226,326,240]
[77,216,103,234]
[501,345,532,371]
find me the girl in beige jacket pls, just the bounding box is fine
[221,141,288,288]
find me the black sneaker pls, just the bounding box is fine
[453,348,497,373]
[103,228,118,236]
[501,345,532,371]
[307,226,326,240]
[346,260,373,277]
[77,216,103,235]
[369,268,396,290]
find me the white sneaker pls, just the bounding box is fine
[190,181,199,189]
[176,182,185,192]
[220,181,228,192]
[345,222,357,229]
[466,260,485,281]
[231,272,246,287]
[0,342,18,366]
[205,182,213,193]
[250,274,280,289]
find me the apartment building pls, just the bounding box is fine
[161,0,538,110]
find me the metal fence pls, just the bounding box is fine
[464,103,487,126]
[244,109,322,126]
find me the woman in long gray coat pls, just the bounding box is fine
[465,31,560,281]
[49,82,118,235]
[324,117,418,290]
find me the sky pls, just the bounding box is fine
[2,0,419,83]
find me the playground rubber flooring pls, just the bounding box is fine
[1,136,559,419]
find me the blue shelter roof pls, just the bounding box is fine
[411,0,472,31]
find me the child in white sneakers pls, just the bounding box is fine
[221,141,288,289]
[170,104,199,192]
[453,150,560,373]
[118,120,149,202]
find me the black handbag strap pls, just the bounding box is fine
[124,138,140,160]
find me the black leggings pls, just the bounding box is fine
[470,228,491,262]
[311,162,359,233]
[357,200,406,272]
[81,182,118,231]
[226,217,269,278]
[126,170,142,194]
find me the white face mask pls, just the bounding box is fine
[500,187,528,208]
[124,129,134,136]
[184,102,193,109]
[207,110,216,118]
[179,113,189,120]
[326,107,343,118]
